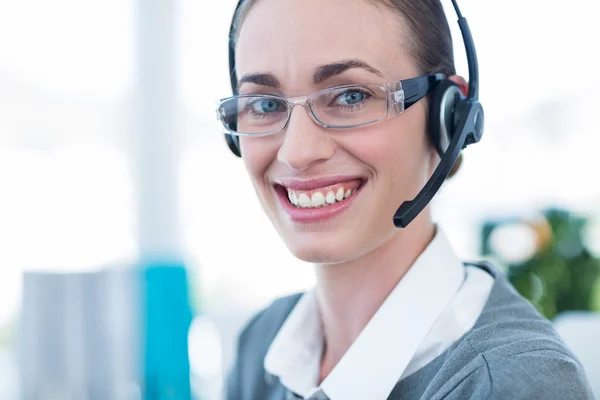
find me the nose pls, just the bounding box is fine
[277,105,337,171]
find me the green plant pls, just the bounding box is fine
[482,209,600,320]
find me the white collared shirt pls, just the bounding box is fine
[263,229,495,400]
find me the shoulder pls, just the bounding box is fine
[465,264,580,361]
[463,307,593,398]
[463,261,579,358]
[237,292,303,354]
[431,346,593,399]
[445,265,593,398]
[422,262,593,399]
[480,348,593,399]
[225,292,302,399]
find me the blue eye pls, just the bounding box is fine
[252,99,282,113]
[337,91,366,105]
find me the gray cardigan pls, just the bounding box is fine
[226,262,594,399]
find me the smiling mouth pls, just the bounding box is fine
[276,179,365,209]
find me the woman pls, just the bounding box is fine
[216,0,594,399]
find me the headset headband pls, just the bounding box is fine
[393,0,484,227]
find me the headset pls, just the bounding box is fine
[223,0,484,228]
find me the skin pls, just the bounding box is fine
[235,0,468,382]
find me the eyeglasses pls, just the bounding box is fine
[216,73,443,136]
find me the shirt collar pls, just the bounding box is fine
[264,228,466,399]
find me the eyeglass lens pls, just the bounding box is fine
[219,84,388,135]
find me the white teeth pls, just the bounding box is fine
[311,192,325,207]
[286,185,359,208]
[325,191,336,204]
[298,193,311,207]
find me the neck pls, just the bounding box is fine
[314,215,435,382]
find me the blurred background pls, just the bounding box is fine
[0,0,599,398]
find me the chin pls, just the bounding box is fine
[279,229,372,265]
[260,181,398,264]
[288,243,352,264]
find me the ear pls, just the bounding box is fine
[448,75,468,97]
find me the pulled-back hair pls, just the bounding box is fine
[231,0,456,78]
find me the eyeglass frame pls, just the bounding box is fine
[216,73,445,137]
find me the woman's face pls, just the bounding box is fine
[235,0,437,263]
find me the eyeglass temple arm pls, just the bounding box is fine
[400,74,445,109]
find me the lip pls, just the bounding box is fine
[274,177,366,223]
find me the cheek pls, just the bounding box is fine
[343,111,431,184]
[240,136,279,183]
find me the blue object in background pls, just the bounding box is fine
[142,263,193,400]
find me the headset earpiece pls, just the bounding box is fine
[428,79,463,157]
[225,133,242,157]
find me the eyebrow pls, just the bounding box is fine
[236,59,384,91]
[313,59,384,84]
[237,73,281,91]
